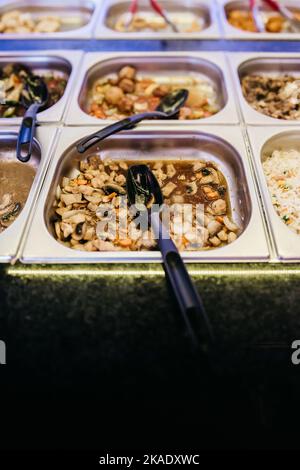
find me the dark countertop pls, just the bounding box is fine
[1,262,300,449]
[1,37,300,450]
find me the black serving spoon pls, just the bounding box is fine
[126,164,214,350]
[77,89,188,154]
[16,75,48,163]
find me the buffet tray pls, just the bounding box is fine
[228,52,300,126]
[247,126,300,261]
[21,125,269,264]
[0,127,58,263]
[0,0,102,39]
[219,0,300,41]
[65,51,239,126]
[94,0,221,40]
[0,50,83,125]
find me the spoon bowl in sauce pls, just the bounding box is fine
[77,89,189,154]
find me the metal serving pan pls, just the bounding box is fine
[219,0,300,40]
[94,0,221,40]
[0,127,57,263]
[229,52,300,126]
[65,51,239,126]
[247,126,300,261]
[0,0,102,39]
[0,50,83,125]
[21,125,269,264]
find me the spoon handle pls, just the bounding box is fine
[76,111,164,154]
[16,103,40,163]
[151,212,214,350]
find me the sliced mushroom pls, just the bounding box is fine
[199,168,220,185]
[223,216,239,232]
[61,222,74,239]
[186,180,198,196]
[64,213,86,225]
[102,183,126,196]
[207,220,222,236]
[193,162,206,172]
[0,194,12,211]
[209,199,227,216]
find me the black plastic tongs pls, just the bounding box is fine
[126,164,215,351]
[250,0,300,32]
[77,89,188,154]
[125,0,179,32]
[16,75,48,163]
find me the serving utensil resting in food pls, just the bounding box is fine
[124,0,179,32]
[16,75,48,163]
[77,89,188,153]
[249,0,300,32]
[249,0,265,32]
[126,164,214,350]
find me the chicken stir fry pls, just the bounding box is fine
[114,12,202,33]
[52,155,240,252]
[88,65,219,121]
[0,63,67,118]
[242,74,300,120]
[0,10,62,34]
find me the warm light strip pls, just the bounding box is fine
[6,267,300,277]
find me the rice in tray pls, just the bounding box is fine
[263,149,300,234]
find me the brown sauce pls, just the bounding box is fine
[0,160,36,233]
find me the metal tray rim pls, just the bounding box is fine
[0,0,103,39]
[218,0,300,41]
[65,51,240,126]
[21,125,270,264]
[0,126,58,263]
[0,50,84,125]
[247,125,300,261]
[94,0,221,40]
[228,51,300,126]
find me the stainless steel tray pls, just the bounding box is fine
[0,0,102,39]
[219,0,300,40]
[94,0,221,40]
[21,125,269,264]
[0,50,83,125]
[65,51,239,126]
[0,127,57,263]
[229,52,300,126]
[247,126,300,261]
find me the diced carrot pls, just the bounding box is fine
[118,238,132,247]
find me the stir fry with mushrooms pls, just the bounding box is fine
[0,160,36,233]
[242,74,300,120]
[0,63,67,118]
[52,155,240,252]
[88,65,219,121]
